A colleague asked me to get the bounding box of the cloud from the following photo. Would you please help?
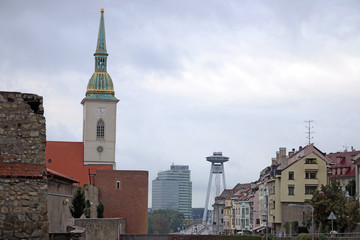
[1,0,360,207]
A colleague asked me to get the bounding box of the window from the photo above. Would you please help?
[289,171,294,180]
[116,180,120,189]
[97,119,105,139]
[272,186,275,194]
[305,172,317,179]
[288,186,294,195]
[305,185,317,194]
[305,158,317,164]
[245,207,249,215]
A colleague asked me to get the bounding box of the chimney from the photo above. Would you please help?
[288,151,294,157]
[279,147,288,167]
[271,158,277,166]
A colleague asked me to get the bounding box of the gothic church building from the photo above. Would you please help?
[45,9,148,234]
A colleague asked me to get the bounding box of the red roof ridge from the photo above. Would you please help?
[47,168,79,183]
[0,163,46,178]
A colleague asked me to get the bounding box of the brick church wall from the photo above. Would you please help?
[0,92,49,239]
[96,170,148,234]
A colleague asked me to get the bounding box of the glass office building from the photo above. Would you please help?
[152,165,192,219]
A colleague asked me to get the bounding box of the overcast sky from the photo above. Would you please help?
[1,1,360,208]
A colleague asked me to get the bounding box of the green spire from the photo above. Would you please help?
[85,9,117,101]
[96,8,107,56]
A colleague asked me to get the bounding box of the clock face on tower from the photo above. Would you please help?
[97,146,104,153]
[97,107,106,116]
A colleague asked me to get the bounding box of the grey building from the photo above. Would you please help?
[152,164,192,219]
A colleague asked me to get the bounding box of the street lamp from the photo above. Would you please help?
[288,204,314,240]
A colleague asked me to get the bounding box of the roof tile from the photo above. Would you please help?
[0,163,46,178]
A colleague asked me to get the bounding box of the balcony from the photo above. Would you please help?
[305,178,318,185]
[304,164,318,170]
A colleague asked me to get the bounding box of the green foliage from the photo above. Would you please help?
[311,180,360,233]
[84,200,91,218]
[317,235,327,240]
[266,233,276,240]
[296,233,312,240]
[97,201,104,218]
[70,187,86,218]
[169,212,185,232]
[345,179,356,197]
[285,221,298,235]
[148,209,186,234]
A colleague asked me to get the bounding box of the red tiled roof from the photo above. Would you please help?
[327,151,360,179]
[47,168,79,184]
[0,163,46,178]
[234,187,252,201]
[216,183,252,200]
[46,141,113,185]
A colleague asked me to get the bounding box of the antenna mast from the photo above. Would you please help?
[305,120,315,145]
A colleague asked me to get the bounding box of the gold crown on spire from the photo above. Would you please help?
[101,8,104,12]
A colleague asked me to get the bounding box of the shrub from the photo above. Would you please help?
[97,201,104,218]
[296,233,312,240]
[70,187,86,218]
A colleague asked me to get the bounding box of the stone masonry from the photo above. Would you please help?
[0,91,49,239]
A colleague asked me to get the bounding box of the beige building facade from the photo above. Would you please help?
[82,99,118,167]
[267,145,331,234]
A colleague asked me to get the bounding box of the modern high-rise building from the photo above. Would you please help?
[152,164,192,219]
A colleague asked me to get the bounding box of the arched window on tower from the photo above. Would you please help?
[97,119,104,139]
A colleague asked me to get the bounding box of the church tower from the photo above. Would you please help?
[81,9,118,168]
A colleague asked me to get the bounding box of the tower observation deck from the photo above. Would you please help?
[203,152,229,224]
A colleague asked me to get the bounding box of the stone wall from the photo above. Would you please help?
[48,180,100,233]
[0,178,48,238]
[0,92,45,165]
[0,91,49,239]
[84,184,99,218]
[74,218,125,240]
[120,235,263,240]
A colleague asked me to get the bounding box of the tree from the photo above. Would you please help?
[97,201,104,218]
[345,179,356,197]
[70,187,86,218]
[148,209,186,234]
[169,212,185,232]
[311,180,360,232]
[153,215,169,233]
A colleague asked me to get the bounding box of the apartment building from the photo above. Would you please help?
[267,145,331,234]
[327,149,360,193]
[214,183,251,234]
[212,144,332,235]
